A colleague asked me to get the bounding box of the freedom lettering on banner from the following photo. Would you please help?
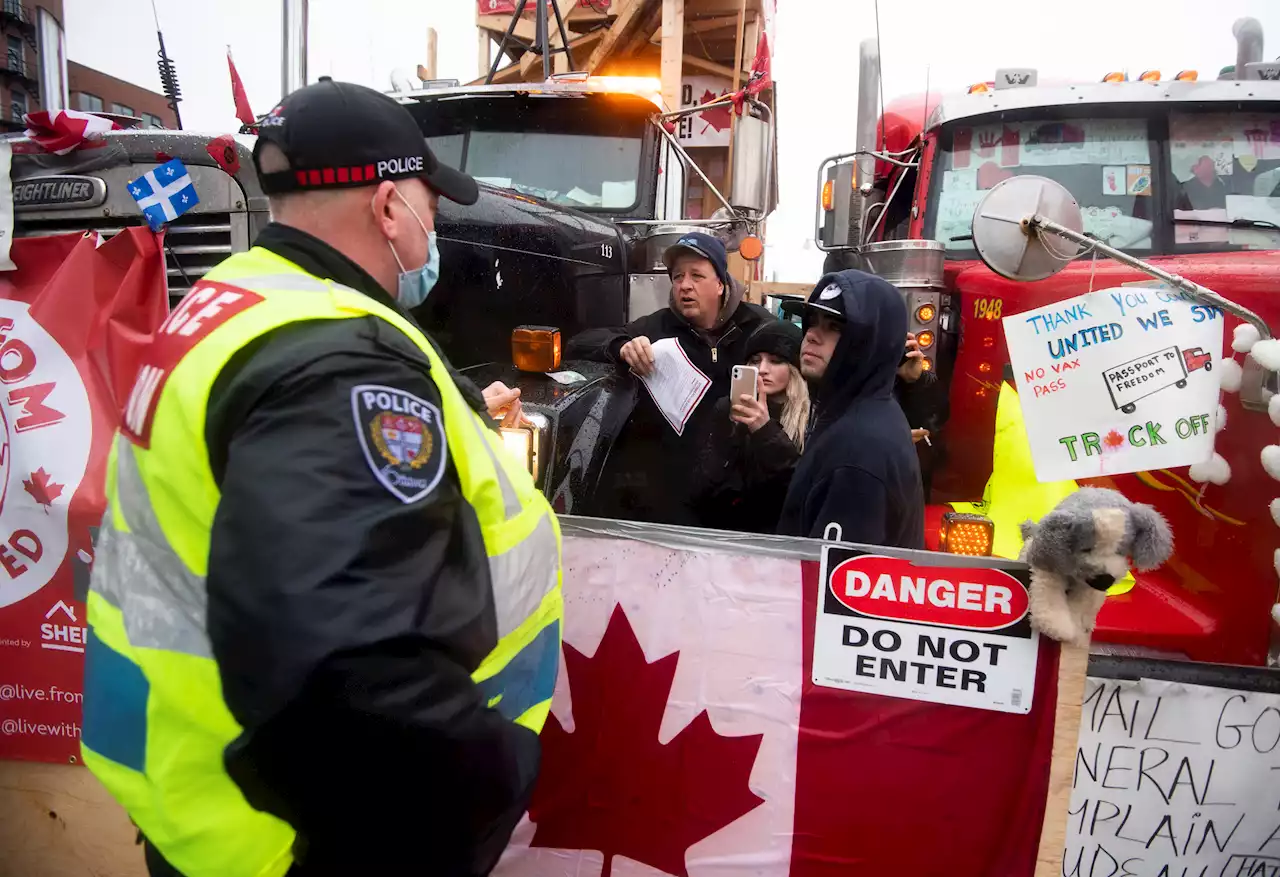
[496,528,1060,877]
[812,548,1039,713]
[1003,284,1225,482]
[1064,677,1280,877]
[0,229,168,763]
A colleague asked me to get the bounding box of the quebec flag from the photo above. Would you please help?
[127,158,199,232]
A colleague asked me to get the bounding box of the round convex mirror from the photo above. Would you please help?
[971,175,1085,282]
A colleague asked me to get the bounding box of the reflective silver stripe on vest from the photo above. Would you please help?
[488,513,559,638]
[214,273,332,293]
[468,416,522,520]
[92,435,212,659]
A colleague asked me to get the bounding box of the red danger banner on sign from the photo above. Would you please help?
[0,230,168,764]
[812,547,1040,713]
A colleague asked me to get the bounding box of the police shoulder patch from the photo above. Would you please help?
[351,384,447,504]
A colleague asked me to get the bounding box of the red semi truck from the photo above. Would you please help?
[817,22,1280,667]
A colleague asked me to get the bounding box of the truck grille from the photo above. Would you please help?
[15,213,234,300]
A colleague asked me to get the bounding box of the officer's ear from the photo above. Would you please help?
[371,181,402,242]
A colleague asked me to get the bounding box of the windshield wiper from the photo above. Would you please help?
[1175,217,1280,231]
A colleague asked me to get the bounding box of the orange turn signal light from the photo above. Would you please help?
[915,303,937,323]
[968,82,992,94]
[1175,69,1198,81]
[821,179,834,211]
[939,512,994,556]
[739,235,764,261]
[512,325,562,373]
[1138,70,1161,83]
[916,330,935,349]
[921,356,934,372]
[1102,71,1127,83]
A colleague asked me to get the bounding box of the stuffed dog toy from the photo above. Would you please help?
[1019,487,1174,646]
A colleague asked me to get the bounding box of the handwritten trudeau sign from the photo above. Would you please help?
[1064,677,1280,877]
[1003,285,1225,482]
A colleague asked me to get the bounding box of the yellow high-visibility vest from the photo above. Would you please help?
[80,246,563,877]
[952,381,1135,595]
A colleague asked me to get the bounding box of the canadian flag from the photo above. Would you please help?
[496,534,1060,877]
[22,110,121,156]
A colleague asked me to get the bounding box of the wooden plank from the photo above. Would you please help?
[753,281,815,299]
[1034,642,1091,877]
[682,53,734,79]
[477,13,538,43]
[477,28,492,80]
[660,0,685,111]
[586,0,660,71]
[622,2,665,57]
[425,28,438,81]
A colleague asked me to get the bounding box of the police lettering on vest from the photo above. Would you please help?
[377,156,425,178]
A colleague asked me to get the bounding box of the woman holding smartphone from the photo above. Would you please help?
[691,320,810,533]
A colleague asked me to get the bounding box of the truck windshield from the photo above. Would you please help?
[927,116,1156,256]
[409,92,651,213]
[925,109,1280,256]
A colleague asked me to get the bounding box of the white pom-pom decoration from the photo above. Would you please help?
[1234,323,1262,353]
[1273,603,1280,627]
[1270,395,1280,428]
[1220,358,1244,393]
[1272,498,1280,526]
[1216,404,1228,433]
[1252,338,1280,372]
[1264,445,1280,482]
[1189,453,1231,485]
[1275,548,1280,577]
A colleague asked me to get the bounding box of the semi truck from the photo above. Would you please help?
[9,72,775,518]
[815,21,1280,667]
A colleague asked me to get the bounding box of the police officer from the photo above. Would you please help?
[80,80,563,877]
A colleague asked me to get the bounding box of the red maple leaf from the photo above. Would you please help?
[1103,429,1126,449]
[698,89,733,134]
[23,467,62,509]
[528,605,764,877]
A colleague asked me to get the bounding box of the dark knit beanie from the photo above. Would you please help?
[744,320,802,369]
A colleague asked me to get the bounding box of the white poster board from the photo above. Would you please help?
[675,75,733,148]
[1003,285,1225,482]
[811,547,1038,714]
[1064,677,1280,876]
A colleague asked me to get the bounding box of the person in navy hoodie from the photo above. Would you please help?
[776,270,925,548]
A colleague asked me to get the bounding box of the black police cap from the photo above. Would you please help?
[253,78,478,205]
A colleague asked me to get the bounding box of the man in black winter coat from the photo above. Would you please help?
[567,233,772,525]
[776,270,925,548]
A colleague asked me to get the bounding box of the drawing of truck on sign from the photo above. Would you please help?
[1103,346,1214,413]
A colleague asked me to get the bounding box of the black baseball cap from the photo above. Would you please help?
[662,232,730,288]
[802,278,847,321]
[253,78,478,205]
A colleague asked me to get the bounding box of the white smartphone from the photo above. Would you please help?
[730,365,759,409]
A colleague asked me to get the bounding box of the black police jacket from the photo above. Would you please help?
[181,224,539,877]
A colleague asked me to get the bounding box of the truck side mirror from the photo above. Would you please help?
[729,104,774,216]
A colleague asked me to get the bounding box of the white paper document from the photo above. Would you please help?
[636,337,711,436]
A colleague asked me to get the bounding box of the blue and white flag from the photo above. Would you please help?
[127,158,199,232]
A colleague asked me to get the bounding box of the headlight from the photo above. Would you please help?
[499,412,547,481]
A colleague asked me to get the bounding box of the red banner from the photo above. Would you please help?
[0,229,169,764]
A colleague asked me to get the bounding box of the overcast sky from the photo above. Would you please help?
[64,0,1280,281]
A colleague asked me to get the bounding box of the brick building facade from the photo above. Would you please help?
[0,0,61,128]
[0,0,175,132]
[68,62,176,129]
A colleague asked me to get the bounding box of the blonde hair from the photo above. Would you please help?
[778,363,811,452]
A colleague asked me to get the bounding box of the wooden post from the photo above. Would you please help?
[477,29,491,81]
[1034,642,1091,876]
[725,0,747,197]
[660,0,684,112]
[425,27,438,82]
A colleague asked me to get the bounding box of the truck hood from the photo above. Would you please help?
[416,183,628,368]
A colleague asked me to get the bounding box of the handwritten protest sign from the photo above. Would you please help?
[1063,677,1280,876]
[1003,285,1225,482]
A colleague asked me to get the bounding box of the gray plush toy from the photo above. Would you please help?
[1018,487,1174,646]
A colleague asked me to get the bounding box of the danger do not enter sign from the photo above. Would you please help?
[812,549,1040,714]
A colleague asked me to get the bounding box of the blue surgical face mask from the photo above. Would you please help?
[382,188,440,309]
